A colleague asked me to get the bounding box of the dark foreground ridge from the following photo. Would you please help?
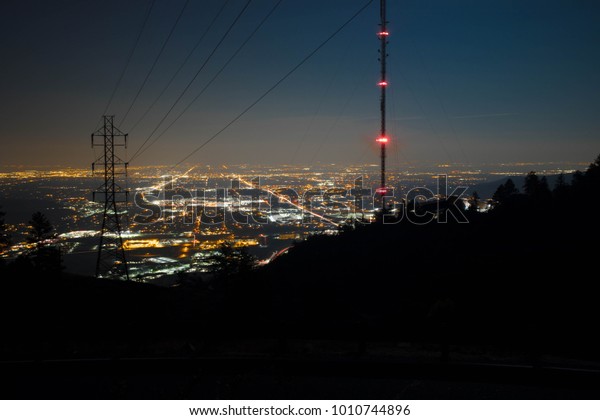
[1,155,600,398]
[4,355,600,399]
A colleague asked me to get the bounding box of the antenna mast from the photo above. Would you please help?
[376,0,389,196]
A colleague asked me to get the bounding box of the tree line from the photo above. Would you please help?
[492,154,600,207]
[0,210,62,276]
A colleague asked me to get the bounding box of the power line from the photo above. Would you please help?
[97,0,156,128]
[129,0,254,162]
[128,0,232,133]
[119,0,191,127]
[169,0,375,169]
[131,0,282,163]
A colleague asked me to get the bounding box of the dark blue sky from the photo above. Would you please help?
[1,0,599,168]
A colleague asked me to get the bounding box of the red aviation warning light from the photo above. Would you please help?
[377,0,389,202]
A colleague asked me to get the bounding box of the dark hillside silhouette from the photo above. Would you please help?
[1,154,600,397]
[219,154,600,353]
[2,155,600,351]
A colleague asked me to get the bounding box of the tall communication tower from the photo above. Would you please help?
[376,0,389,196]
[91,116,130,280]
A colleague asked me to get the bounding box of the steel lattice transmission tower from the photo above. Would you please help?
[376,0,389,196]
[91,116,130,280]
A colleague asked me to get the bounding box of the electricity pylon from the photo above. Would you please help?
[92,115,130,280]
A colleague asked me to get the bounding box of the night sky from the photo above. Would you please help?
[1,0,599,169]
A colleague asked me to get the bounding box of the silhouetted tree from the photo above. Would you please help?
[492,178,519,203]
[209,242,256,277]
[504,178,519,196]
[0,207,7,271]
[25,212,62,276]
[588,154,600,172]
[0,206,10,251]
[492,184,505,203]
[585,154,600,193]
[523,171,540,197]
[523,171,551,203]
[553,173,570,202]
[27,211,54,246]
[572,170,585,187]
[539,176,552,202]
